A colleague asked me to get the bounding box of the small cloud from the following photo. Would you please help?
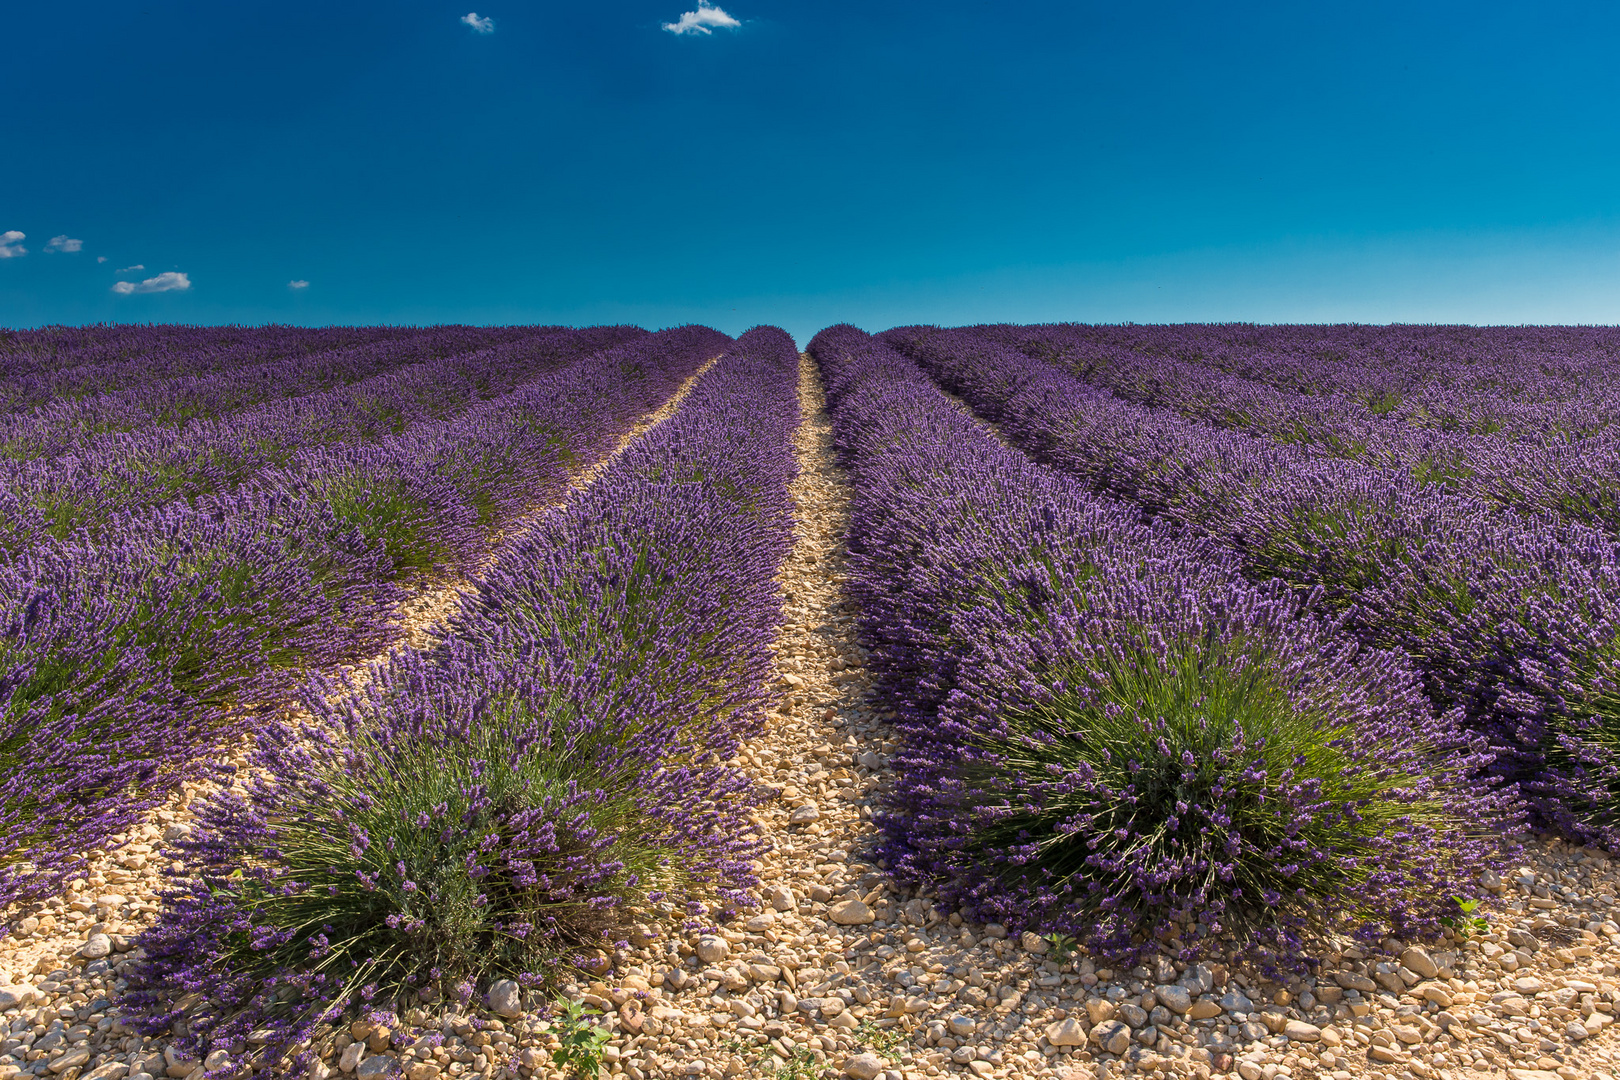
[461,12,494,33]
[0,231,25,258]
[288,279,310,290]
[112,271,191,295]
[97,255,108,263]
[44,235,83,253]
[663,0,740,34]
[116,264,145,274]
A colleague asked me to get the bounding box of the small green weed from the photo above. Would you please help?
[550,997,613,1079]
[764,1044,823,1080]
[1439,896,1489,940]
[1043,931,1080,964]
[855,1017,908,1062]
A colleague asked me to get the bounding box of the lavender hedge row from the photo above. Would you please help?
[969,323,1620,537]
[881,325,1620,848]
[0,327,725,935]
[0,326,648,558]
[120,327,802,1075]
[0,324,618,461]
[0,325,425,409]
[809,324,1513,967]
[999,323,1620,431]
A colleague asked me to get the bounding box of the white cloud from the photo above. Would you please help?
[44,235,83,253]
[461,12,494,33]
[663,0,740,34]
[115,264,145,274]
[97,255,108,263]
[111,271,191,295]
[0,231,25,258]
[288,279,310,290]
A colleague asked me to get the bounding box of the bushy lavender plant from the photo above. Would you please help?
[120,328,801,1074]
[810,324,1516,965]
[881,324,1620,848]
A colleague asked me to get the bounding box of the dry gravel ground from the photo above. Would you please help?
[6,356,1620,1080]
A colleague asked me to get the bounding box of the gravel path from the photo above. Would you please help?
[6,355,1620,1080]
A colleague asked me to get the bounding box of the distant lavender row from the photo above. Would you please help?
[0,326,727,933]
[0,326,645,556]
[810,324,1512,965]
[0,324,617,459]
[122,327,802,1071]
[964,323,1620,536]
[882,325,1620,847]
[0,325,424,408]
[0,324,382,374]
[1001,322,1620,438]
[1015,323,1620,416]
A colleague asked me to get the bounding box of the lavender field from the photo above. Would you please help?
[2,321,1620,1080]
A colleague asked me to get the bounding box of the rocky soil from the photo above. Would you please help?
[5,356,1620,1080]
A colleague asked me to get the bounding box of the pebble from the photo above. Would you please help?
[695,935,731,963]
[827,899,875,925]
[841,1052,884,1079]
[485,978,522,1018]
[1046,1017,1086,1046]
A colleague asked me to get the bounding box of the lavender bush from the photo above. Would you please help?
[119,328,801,1074]
[810,324,1516,965]
[881,324,1620,847]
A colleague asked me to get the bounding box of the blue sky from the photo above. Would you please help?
[5,1,1620,339]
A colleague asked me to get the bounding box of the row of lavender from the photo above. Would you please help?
[0,326,724,934]
[976,323,1620,535]
[120,326,802,1075]
[809,324,1513,965]
[1021,323,1620,429]
[0,325,645,552]
[0,325,599,460]
[0,325,440,410]
[878,325,1620,850]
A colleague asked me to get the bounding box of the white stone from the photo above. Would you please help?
[695,936,731,963]
[1400,946,1440,980]
[828,900,875,925]
[486,978,523,1018]
[338,1042,365,1073]
[1153,984,1192,1014]
[1046,1018,1086,1047]
[355,1055,396,1079]
[770,886,796,911]
[842,1053,884,1079]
